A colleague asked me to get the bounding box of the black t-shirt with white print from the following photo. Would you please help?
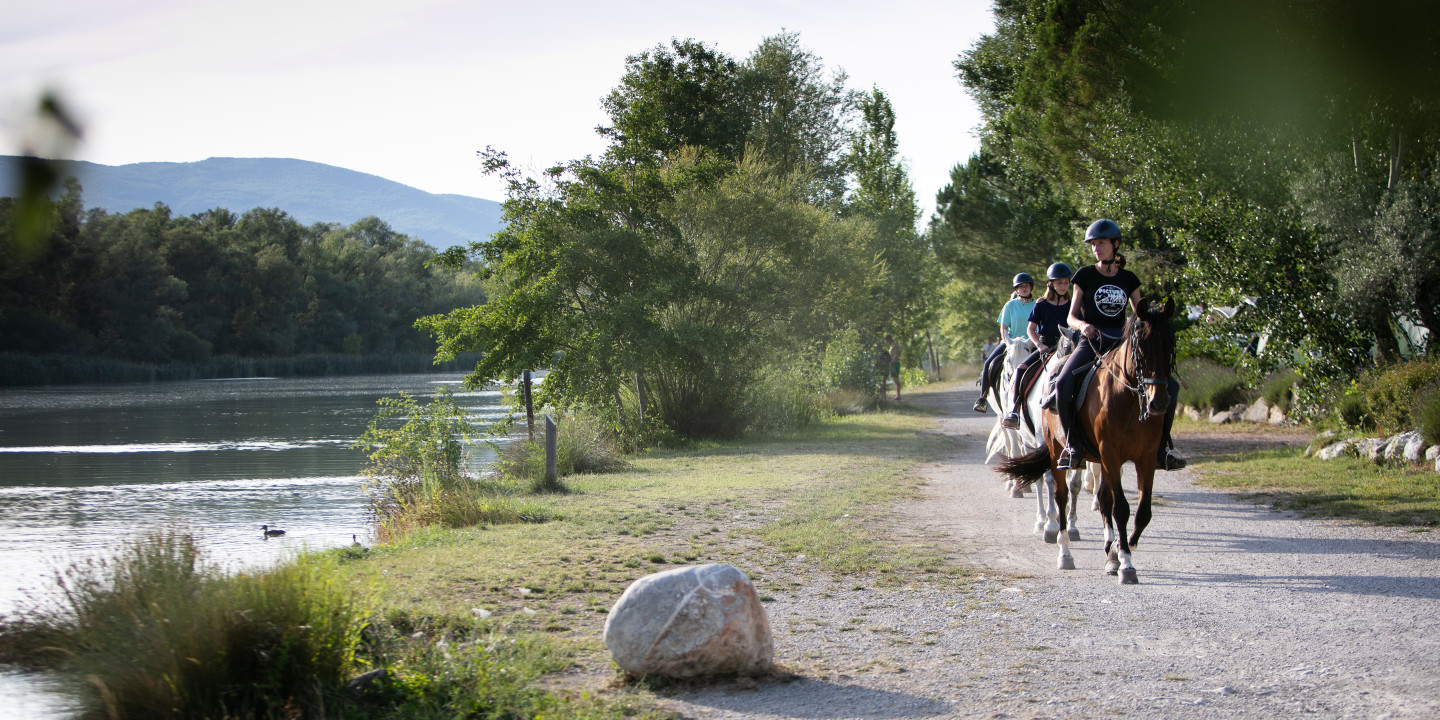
[1072,265,1141,331]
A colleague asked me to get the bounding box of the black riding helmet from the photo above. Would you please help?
[1085,219,1121,243]
[1046,262,1073,281]
[1012,272,1034,288]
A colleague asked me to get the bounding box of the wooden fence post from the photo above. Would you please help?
[523,370,535,440]
[544,414,558,486]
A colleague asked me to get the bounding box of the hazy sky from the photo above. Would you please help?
[2,0,994,219]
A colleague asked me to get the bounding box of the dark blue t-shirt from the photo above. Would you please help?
[1027,299,1070,344]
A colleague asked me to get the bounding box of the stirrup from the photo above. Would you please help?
[1161,451,1188,471]
[973,398,988,413]
[1056,447,1078,470]
[1001,412,1020,429]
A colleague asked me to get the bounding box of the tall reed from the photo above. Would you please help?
[4,531,365,719]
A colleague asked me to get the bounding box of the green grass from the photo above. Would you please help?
[1,387,976,718]
[1190,447,1440,526]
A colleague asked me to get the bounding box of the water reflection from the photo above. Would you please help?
[0,373,512,611]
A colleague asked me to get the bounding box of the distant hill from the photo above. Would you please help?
[0,156,504,250]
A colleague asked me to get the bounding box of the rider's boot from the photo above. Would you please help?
[1157,378,1187,470]
[1055,384,1078,469]
[1002,365,1025,429]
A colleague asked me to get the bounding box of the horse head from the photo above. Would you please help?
[1128,298,1177,420]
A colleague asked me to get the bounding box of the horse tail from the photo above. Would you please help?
[995,446,1051,491]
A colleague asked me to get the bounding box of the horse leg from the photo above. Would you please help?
[1040,469,1060,542]
[1066,466,1083,541]
[1108,477,1138,585]
[1129,464,1156,549]
[1086,462,1101,511]
[1053,466,1074,570]
[1097,480,1121,575]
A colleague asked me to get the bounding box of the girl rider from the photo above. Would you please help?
[1054,220,1186,471]
[1001,262,1072,429]
[975,273,1036,413]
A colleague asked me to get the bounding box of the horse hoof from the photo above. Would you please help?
[1010,489,1025,498]
[1067,528,1081,541]
[1104,560,1120,575]
[1058,556,1075,570]
[1043,530,1058,544]
[1120,568,1139,585]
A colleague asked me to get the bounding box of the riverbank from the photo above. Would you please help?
[13,381,1439,718]
[0,351,484,387]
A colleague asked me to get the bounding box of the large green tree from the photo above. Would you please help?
[952,0,1440,399]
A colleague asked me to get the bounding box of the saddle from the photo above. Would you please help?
[1040,328,1113,462]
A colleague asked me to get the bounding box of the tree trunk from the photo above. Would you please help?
[1388,128,1406,191]
[1372,308,1403,363]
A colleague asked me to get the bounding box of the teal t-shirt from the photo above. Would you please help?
[997,297,1036,340]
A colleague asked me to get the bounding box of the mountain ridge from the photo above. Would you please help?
[0,155,504,249]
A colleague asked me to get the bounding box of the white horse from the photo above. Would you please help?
[984,340,1099,542]
[984,338,1031,498]
[1011,347,1101,542]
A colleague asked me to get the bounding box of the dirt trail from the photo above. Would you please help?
[662,387,1440,719]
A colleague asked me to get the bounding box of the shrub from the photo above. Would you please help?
[820,329,880,395]
[1417,382,1440,446]
[900,366,930,388]
[1364,358,1440,433]
[744,363,824,434]
[4,532,364,719]
[356,389,549,535]
[496,405,626,491]
[1176,358,1247,411]
[818,388,877,416]
[1258,368,1300,413]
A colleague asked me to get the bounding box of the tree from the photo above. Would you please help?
[742,32,857,205]
[844,87,935,364]
[953,0,1440,402]
[599,39,750,164]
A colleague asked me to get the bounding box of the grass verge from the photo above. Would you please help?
[3,389,966,717]
[1189,447,1440,527]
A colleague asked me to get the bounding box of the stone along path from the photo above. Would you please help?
[660,387,1440,720]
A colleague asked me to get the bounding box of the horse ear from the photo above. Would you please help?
[1163,297,1176,318]
[1136,296,1151,317]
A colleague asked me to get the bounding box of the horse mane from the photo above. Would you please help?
[1122,303,1176,377]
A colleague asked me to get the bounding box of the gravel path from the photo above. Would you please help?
[661,387,1440,719]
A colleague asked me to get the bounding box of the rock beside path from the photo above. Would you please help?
[604,563,772,679]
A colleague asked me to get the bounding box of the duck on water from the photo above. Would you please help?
[261,525,286,537]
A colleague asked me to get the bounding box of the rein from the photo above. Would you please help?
[1100,319,1167,423]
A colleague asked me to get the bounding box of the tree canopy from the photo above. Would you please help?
[946,0,1440,401]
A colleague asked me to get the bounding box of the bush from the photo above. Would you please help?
[744,363,824,434]
[900,366,930,389]
[357,389,550,536]
[1176,358,1247,411]
[1258,368,1300,413]
[1418,382,1440,446]
[820,329,880,395]
[818,388,877,416]
[496,405,626,491]
[1364,358,1440,433]
[2,531,365,719]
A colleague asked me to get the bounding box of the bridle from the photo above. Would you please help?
[1104,316,1169,423]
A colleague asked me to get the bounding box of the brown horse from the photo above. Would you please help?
[996,298,1177,584]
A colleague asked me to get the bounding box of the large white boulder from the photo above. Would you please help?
[1357,438,1387,463]
[1383,432,1420,462]
[1403,433,1427,464]
[603,563,772,679]
[1268,405,1287,425]
[1241,398,1271,423]
[1316,440,1354,460]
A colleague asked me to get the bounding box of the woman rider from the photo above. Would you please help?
[1001,262,1072,429]
[974,273,1036,413]
[1055,220,1186,471]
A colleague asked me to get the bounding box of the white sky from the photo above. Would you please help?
[1,0,994,220]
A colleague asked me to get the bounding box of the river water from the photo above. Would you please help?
[0,373,513,717]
